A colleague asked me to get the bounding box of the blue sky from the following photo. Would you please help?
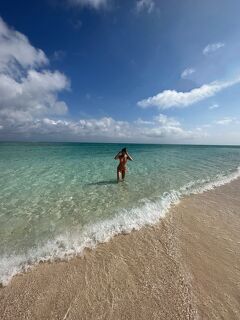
[0,0,240,144]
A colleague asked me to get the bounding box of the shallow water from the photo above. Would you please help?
[0,142,240,284]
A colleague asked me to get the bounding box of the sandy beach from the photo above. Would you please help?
[0,178,240,320]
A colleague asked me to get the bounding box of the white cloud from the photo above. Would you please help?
[209,104,219,110]
[137,77,240,110]
[0,17,48,76]
[67,0,109,9]
[134,118,154,125]
[198,117,238,129]
[144,114,195,139]
[142,113,202,140]
[203,42,225,55]
[136,0,155,14]
[181,68,195,79]
[133,114,190,140]
[154,114,180,127]
[38,117,130,138]
[0,70,69,118]
[0,17,70,132]
[0,110,205,142]
[215,117,237,125]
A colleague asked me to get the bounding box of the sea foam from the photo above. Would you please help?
[0,166,240,286]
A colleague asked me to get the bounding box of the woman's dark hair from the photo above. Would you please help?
[121,147,127,153]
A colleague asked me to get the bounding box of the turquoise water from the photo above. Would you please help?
[0,142,240,284]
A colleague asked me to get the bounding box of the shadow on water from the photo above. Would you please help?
[86,179,118,186]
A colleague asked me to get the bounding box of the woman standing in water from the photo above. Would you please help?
[114,148,133,182]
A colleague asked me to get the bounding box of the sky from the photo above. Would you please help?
[0,0,240,144]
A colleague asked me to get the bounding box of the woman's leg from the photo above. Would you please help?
[117,169,121,182]
[122,169,125,180]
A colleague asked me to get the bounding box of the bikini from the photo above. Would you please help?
[117,155,127,172]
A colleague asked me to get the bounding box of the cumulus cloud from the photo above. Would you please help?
[0,111,205,142]
[0,17,70,133]
[154,114,180,127]
[0,17,48,76]
[67,0,109,9]
[181,68,195,79]
[136,0,155,13]
[137,77,240,110]
[203,42,225,55]
[6,117,128,138]
[0,70,69,119]
[44,117,130,138]
[142,113,204,139]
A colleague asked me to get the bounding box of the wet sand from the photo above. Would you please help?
[0,179,240,320]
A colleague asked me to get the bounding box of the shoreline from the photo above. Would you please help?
[1,178,240,319]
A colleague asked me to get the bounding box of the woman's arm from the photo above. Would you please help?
[126,152,133,161]
[114,151,122,160]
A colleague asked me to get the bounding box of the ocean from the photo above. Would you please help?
[0,142,240,285]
